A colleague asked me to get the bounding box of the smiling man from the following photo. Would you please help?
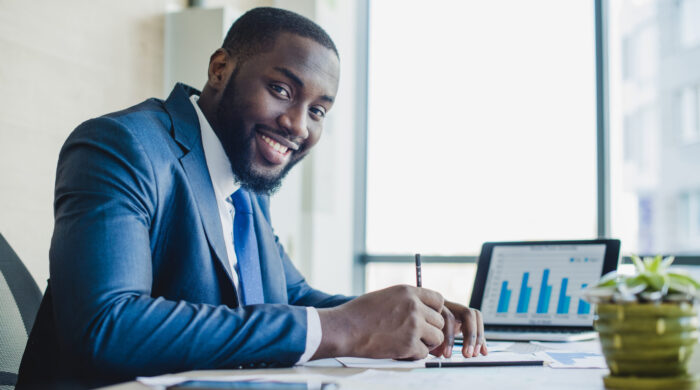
[17,7,485,388]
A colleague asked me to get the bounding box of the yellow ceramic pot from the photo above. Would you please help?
[595,302,699,389]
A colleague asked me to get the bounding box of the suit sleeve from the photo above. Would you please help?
[50,117,308,380]
[255,196,355,308]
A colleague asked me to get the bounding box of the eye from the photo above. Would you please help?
[269,84,290,99]
[309,106,326,120]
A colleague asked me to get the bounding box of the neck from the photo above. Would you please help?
[196,88,220,131]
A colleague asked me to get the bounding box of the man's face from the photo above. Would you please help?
[213,33,340,194]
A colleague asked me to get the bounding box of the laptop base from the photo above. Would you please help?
[483,330,598,342]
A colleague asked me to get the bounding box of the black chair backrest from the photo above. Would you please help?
[0,233,42,389]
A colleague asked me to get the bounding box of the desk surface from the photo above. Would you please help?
[102,342,700,390]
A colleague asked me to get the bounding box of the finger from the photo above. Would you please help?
[442,307,456,357]
[461,308,478,358]
[420,319,445,351]
[399,339,430,361]
[419,301,445,330]
[429,307,455,358]
[475,309,487,356]
[412,341,430,360]
[415,287,445,312]
[472,309,485,356]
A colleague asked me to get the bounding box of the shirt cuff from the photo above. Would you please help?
[296,307,322,364]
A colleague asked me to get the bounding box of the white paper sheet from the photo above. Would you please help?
[336,351,541,369]
[533,350,607,369]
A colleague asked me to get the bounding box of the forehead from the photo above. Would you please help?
[241,33,340,98]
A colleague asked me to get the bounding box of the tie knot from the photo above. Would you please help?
[231,189,253,214]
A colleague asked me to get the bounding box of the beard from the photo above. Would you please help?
[213,70,302,195]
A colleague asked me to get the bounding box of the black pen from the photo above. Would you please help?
[415,253,422,287]
[425,360,545,368]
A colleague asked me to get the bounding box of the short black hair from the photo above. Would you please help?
[222,7,338,62]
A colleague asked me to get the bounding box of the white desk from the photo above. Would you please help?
[101,341,700,390]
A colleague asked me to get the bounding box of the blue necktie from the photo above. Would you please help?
[231,189,264,305]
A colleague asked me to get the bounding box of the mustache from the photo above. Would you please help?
[255,125,304,151]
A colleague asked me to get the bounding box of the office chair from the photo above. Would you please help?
[0,233,42,390]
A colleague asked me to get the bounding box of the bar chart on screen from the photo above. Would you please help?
[483,244,606,326]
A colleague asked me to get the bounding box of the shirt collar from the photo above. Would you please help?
[189,95,239,201]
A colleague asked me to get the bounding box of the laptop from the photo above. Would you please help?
[467,239,620,342]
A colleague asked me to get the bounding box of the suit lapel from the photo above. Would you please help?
[164,84,235,285]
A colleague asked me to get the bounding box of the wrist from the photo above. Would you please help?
[311,307,352,359]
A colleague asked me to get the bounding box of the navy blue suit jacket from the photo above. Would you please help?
[17,84,351,388]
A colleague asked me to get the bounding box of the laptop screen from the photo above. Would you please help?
[478,243,608,327]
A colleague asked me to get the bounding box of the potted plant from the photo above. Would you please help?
[583,255,700,390]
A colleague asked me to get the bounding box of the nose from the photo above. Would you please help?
[277,105,309,141]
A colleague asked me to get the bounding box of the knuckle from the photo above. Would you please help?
[407,315,420,334]
[437,314,445,329]
[406,297,418,312]
[397,284,413,295]
[436,330,445,345]
[433,291,445,307]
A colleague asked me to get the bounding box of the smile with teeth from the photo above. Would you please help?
[261,134,290,155]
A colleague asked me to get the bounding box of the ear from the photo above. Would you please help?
[206,48,236,92]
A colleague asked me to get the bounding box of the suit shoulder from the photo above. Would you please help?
[102,98,172,137]
[65,97,178,159]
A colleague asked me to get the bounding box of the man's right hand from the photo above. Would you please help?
[312,285,446,360]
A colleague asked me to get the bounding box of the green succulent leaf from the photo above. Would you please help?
[668,272,700,289]
[623,275,648,294]
[592,253,700,302]
[646,255,663,272]
[631,254,645,274]
[659,256,675,270]
[641,271,668,291]
[596,271,619,287]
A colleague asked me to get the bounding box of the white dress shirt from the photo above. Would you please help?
[189,95,321,364]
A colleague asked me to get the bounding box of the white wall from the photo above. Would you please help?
[0,0,361,296]
[0,0,185,289]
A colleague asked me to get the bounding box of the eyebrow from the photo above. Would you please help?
[274,66,335,104]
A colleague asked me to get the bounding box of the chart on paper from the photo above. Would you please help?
[482,244,606,326]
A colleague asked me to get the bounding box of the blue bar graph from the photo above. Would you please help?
[516,272,531,313]
[577,283,590,314]
[556,278,570,314]
[497,281,511,313]
[537,269,552,313]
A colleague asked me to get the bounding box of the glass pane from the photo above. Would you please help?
[365,262,476,304]
[367,0,597,255]
[609,0,700,255]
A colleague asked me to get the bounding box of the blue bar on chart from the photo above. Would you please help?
[537,269,552,314]
[497,281,511,313]
[577,283,590,314]
[556,278,570,314]
[517,272,531,313]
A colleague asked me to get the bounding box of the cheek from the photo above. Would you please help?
[238,91,283,123]
[306,126,323,148]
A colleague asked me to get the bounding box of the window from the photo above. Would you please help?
[679,85,700,144]
[359,0,700,298]
[609,0,700,255]
[365,0,597,298]
[679,0,700,48]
